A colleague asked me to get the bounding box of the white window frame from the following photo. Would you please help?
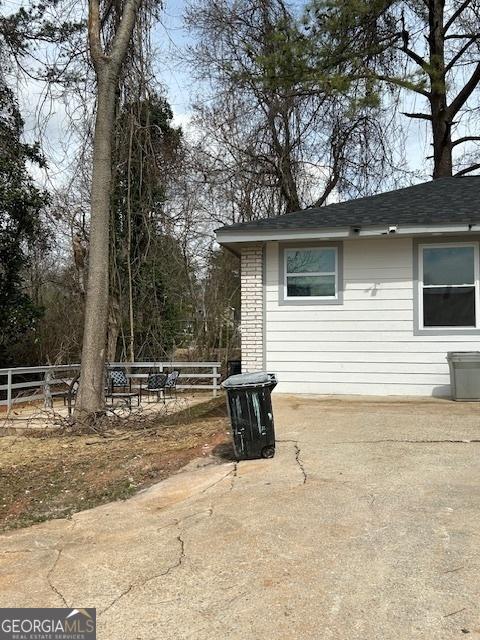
[284,246,339,301]
[418,241,480,331]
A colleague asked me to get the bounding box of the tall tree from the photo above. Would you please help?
[109,93,185,362]
[0,0,85,367]
[75,0,144,418]
[0,81,49,366]
[186,0,398,221]
[302,0,480,178]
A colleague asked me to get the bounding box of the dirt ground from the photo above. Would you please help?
[0,397,230,532]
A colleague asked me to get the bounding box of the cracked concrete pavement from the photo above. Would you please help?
[2,394,480,639]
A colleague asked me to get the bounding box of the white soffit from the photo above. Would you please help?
[216,223,480,245]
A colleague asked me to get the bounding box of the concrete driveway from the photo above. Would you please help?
[2,395,480,639]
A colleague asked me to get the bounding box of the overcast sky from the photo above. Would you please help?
[154,0,192,122]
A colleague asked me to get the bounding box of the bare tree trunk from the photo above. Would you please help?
[265,102,300,212]
[75,0,142,418]
[75,78,116,415]
[431,97,452,178]
[259,0,300,213]
[428,0,452,178]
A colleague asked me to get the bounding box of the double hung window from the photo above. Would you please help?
[284,247,338,300]
[418,243,479,329]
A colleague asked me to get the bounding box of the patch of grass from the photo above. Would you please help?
[162,396,228,425]
[0,397,229,532]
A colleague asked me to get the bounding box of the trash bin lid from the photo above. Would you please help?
[447,351,480,361]
[222,371,275,388]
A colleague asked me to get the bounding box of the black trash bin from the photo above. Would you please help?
[222,372,277,460]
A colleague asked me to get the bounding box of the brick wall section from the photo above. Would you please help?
[240,245,264,372]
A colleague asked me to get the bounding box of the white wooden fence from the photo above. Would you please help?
[0,362,222,410]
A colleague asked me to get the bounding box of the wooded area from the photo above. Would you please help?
[1,0,479,418]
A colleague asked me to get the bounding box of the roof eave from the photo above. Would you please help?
[216,222,480,246]
[216,226,351,245]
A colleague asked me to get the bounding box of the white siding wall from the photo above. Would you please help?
[265,237,480,396]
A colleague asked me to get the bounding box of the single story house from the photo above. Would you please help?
[216,177,480,397]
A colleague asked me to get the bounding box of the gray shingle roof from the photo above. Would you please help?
[216,177,480,233]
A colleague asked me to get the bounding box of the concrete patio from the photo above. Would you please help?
[1,394,480,639]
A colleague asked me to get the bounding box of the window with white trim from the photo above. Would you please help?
[418,243,479,329]
[284,247,338,299]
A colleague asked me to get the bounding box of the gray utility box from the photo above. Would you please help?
[447,352,480,401]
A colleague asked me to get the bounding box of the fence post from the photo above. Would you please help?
[7,369,12,411]
[212,365,218,397]
[43,370,53,409]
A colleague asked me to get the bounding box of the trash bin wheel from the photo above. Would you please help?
[261,445,275,459]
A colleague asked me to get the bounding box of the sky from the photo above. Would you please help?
[153,0,193,124]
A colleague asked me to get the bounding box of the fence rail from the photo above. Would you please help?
[0,362,222,410]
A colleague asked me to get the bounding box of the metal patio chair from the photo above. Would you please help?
[164,370,180,400]
[44,370,75,408]
[66,373,80,416]
[141,372,168,403]
[105,369,140,407]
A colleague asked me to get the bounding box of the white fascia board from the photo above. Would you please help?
[395,223,480,235]
[353,224,477,237]
[216,227,352,244]
[216,222,480,244]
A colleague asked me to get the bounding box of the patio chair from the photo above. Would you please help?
[67,373,80,416]
[46,383,69,407]
[45,370,77,408]
[141,372,168,404]
[105,369,140,407]
[164,370,180,400]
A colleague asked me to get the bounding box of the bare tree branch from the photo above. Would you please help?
[110,0,143,71]
[448,61,480,118]
[445,36,477,73]
[401,111,432,120]
[444,0,472,33]
[452,136,480,147]
[88,0,104,68]
[455,163,480,176]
